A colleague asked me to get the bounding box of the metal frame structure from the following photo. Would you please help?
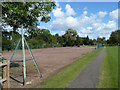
[97,43,103,49]
[10,25,42,85]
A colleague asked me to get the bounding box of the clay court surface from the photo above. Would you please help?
[2,47,94,88]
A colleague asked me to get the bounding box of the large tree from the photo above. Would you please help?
[83,35,89,45]
[1,1,56,50]
[109,30,120,45]
[2,1,56,32]
[75,35,83,46]
[64,28,77,46]
[97,37,106,44]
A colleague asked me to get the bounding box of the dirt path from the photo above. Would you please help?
[67,47,105,88]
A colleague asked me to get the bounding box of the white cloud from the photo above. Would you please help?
[109,9,118,20]
[52,8,65,18]
[49,18,67,31]
[98,11,107,18]
[78,33,87,37]
[83,11,87,15]
[37,25,47,29]
[65,4,76,16]
[96,21,116,31]
[80,28,93,34]
[49,14,94,31]
[66,16,79,28]
[56,2,60,7]
[87,27,92,30]
[92,20,117,39]
[59,31,65,35]
[52,4,76,18]
[50,9,97,31]
[55,0,60,7]
[105,20,117,29]
[51,32,56,35]
[50,4,117,39]
[77,20,117,39]
[78,15,90,26]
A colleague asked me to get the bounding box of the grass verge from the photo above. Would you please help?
[98,46,118,88]
[38,47,103,88]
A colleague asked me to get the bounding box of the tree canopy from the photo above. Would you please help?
[63,28,77,46]
[3,28,120,51]
[108,30,120,45]
[2,2,56,32]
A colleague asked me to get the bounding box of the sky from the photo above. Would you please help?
[3,1,119,40]
[38,2,119,40]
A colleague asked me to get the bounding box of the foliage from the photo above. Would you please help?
[2,28,107,51]
[2,2,56,32]
[108,30,120,45]
[2,36,11,51]
[3,28,119,51]
[2,30,21,50]
[63,28,77,46]
[75,35,83,47]
[97,37,106,44]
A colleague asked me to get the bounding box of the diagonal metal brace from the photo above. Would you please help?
[24,38,42,78]
[10,38,21,63]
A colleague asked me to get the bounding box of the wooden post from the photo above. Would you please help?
[6,60,10,88]
[2,61,7,88]
[2,60,10,88]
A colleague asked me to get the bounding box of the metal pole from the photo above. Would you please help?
[10,38,21,63]
[21,24,26,85]
[24,38,42,77]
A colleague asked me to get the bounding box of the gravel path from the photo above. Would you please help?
[67,47,105,88]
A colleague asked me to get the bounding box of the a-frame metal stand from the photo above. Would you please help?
[10,25,42,85]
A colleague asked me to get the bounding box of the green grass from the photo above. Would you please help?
[38,47,103,88]
[98,46,118,88]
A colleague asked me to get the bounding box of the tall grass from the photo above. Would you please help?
[98,46,118,88]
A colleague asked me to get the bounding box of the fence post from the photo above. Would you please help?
[2,60,10,88]
[2,60,7,88]
[6,60,10,88]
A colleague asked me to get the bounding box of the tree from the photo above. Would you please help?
[2,31,12,50]
[83,35,89,45]
[102,37,106,44]
[93,39,97,45]
[52,34,59,47]
[58,35,65,47]
[64,28,77,46]
[109,30,120,45]
[89,39,94,45]
[28,28,53,48]
[2,1,56,50]
[96,37,107,45]
[2,2,56,32]
[97,37,103,43]
[75,35,83,46]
